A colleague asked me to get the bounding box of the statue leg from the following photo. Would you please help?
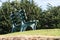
[20,25,25,32]
[23,25,27,31]
[33,23,36,30]
[11,24,15,32]
[30,23,36,30]
[33,22,37,30]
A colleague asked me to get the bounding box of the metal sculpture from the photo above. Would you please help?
[10,12,16,32]
[10,8,38,32]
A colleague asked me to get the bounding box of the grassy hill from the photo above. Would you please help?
[0,29,60,37]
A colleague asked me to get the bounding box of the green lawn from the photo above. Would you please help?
[0,29,60,37]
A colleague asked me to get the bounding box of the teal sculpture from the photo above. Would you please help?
[10,8,38,32]
[10,12,16,32]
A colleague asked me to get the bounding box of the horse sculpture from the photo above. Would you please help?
[10,8,38,32]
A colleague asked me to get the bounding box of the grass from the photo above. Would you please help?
[0,29,60,37]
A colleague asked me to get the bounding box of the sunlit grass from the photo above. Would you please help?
[0,29,60,37]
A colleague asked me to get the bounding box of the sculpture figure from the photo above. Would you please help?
[10,8,38,32]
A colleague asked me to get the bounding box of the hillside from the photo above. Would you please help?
[0,29,60,37]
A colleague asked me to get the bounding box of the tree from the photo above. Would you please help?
[0,0,42,34]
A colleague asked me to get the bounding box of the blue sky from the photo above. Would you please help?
[0,0,60,10]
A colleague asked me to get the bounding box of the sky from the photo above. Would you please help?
[0,0,60,10]
[34,0,60,10]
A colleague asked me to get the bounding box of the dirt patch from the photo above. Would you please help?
[0,35,60,40]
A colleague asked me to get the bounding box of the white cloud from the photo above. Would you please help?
[34,0,60,10]
[0,2,2,6]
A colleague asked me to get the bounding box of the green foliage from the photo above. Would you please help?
[0,0,41,34]
[39,5,60,29]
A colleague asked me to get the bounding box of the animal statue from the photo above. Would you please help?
[10,8,38,32]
